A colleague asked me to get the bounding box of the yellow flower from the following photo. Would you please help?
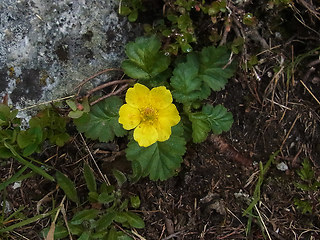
[119,83,180,147]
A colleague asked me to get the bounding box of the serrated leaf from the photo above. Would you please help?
[84,164,97,192]
[126,124,186,180]
[297,158,314,181]
[74,96,126,142]
[55,171,79,204]
[189,112,211,143]
[199,46,236,91]
[202,104,233,134]
[171,53,210,103]
[121,212,145,229]
[71,209,99,225]
[121,36,170,79]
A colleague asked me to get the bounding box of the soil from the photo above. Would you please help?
[1,1,320,240]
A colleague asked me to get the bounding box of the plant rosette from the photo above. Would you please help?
[74,35,236,181]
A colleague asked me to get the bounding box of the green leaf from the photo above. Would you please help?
[55,171,79,204]
[41,224,69,240]
[84,164,97,192]
[95,211,116,232]
[189,112,211,143]
[122,212,145,229]
[98,192,115,204]
[78,231,91,240]
[119,6,131,16]
[119,199,129,212]
[0,146,13,159]
[71,209,99,225]
[50,132,70,147]
[4,142,55,182]
[0,104,18,127]
[126,124,186,180]
[199,46,236,91]
[294,199,312,214]
[130,196,140,209]
[202,104,233,134]
[69,223,85,236]
[68,110,84,119]
[171,53,210,103]
[128,160,143,183]
[297,158,314,181]
[107,228,119,240]
[121,36,170,79]
[17,126,43,156]
[74,96,126,142]
[66,99,77,111]
[112,169,127,187]
[128,9,138,22]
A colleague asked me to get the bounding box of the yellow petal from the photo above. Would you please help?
[134,123,158,147]
[118,104,141,130]
[154,121,172,142]
[158,104,180,127]
[149,86,173,110]
[126,83,150,108]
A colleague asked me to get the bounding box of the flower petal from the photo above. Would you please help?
[118,104,141,130]
[154,121,172,142]
[158,104,180,127]
[126,83,150,108]
[149,86,173,109]
[134,123,158,147]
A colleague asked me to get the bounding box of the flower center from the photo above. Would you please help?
[140,107,158,123]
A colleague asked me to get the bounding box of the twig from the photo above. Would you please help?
[90,84,129,106]
[300,80,320,105]
[86,79,134,98]
[75,68,123,95]
[265,98,292,110]
[280,114,301,152]
[19,95,76,111]
[45,196,67,240]
[255,205,272,240]
[79,133,110,185]
[161,231,183,240]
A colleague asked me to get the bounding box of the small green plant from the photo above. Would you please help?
[294,158,320,214]
[74,35,236,181]
[142,0,231,54]
[43,164,144,239]
[243,151,279,237]
[0,104,65,182]
[119,0,145,22]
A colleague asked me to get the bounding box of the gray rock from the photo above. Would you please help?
[0,0,141,117]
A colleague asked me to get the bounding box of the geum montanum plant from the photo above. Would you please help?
[73,35,236,181]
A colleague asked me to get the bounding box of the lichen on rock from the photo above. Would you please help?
[0,0,141,117]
